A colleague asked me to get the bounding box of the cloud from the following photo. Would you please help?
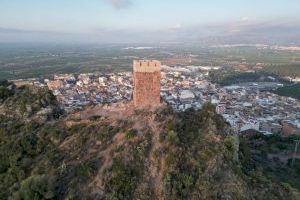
[241,17,249,22]
[104,0,132,9]
[169,23,183,31]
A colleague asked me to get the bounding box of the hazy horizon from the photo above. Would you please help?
[1,0,300,44]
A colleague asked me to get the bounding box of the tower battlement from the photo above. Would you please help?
[133,60,161,73]
[133,60,161,107]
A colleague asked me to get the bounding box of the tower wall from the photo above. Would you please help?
[133,60,161,107]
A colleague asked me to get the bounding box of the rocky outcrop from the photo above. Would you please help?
[0,85,63,123]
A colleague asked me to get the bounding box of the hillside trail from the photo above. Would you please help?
[66,102,167,198]
[147,114,164,199]
[89,132,125,196]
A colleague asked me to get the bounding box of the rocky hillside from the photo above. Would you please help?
[0,81,63,123]
[0,85,298,200]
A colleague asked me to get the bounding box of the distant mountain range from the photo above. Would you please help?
[1,20,300,45]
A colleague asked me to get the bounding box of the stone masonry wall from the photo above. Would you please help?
[133,60,161,107]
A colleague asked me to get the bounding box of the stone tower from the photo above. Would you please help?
[133,60,161,107]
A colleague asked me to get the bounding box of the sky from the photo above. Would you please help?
[0,0,300,43]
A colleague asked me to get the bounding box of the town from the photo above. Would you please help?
[12,65,300,137]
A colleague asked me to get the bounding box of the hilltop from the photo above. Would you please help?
[0,85,299,200]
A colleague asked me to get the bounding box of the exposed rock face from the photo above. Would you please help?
[0,85,63,123]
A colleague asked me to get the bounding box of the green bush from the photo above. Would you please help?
[97,125,119,142]
[224,136,235,153]
[105,159,138,200]
[12,175,56,200]
[166,131,179,145]
[0,86,14,100]
[125,129,137,139]
[75,159,99,180]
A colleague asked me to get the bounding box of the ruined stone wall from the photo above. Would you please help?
[133,60,161,107]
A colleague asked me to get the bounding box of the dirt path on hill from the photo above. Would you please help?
[147,115,164,199]
[89,132,125,196]
[66,102,167,198]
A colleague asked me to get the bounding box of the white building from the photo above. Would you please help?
[179,90,195,101]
